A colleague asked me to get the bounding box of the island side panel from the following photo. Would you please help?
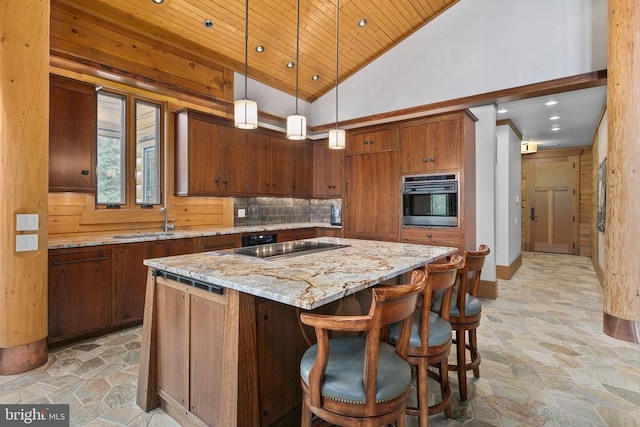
[137,269,159,411]
[237,292,261,427]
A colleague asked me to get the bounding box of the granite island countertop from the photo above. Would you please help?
[143,237,456,310]
[47,222,339,249]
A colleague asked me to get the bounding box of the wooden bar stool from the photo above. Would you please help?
[447,245,490,401]
[388,254,464,427]
[299,269,426,427]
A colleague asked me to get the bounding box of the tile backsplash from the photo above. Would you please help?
[234,197,341,226]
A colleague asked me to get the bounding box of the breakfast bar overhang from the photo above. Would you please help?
[136,237,455,426]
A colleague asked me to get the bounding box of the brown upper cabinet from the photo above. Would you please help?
[313,140,342,198]
[246,132,291,196]
[290,141,313,197]
[49,75,97,192]
[345,126,398,155]
[400,113,462,174]
[175,109,248,196]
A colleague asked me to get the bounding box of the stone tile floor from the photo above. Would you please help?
[1,252,638,426]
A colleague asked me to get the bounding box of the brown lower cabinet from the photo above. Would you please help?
[48,249,112,343]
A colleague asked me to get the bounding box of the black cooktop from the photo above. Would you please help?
[231,241,349,260]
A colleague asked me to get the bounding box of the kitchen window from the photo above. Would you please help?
[96,90,163,207]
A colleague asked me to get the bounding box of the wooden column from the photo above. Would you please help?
[0,0,49,373]
[604,0,640,343]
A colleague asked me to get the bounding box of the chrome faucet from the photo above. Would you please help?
[160,207,176,233]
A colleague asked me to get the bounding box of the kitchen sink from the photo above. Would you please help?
[111,231,177,239]
[231,241,349,260]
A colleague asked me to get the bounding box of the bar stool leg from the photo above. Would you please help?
[456,328,468,401]
[470,329,480,378]
[417,359,429,427]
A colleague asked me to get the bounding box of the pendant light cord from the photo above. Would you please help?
[295,0,300,114]
[243,0,249,100]
[334,0,339,129]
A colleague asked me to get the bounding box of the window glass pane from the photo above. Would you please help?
[136,100,161,205]
[97,92,126,205]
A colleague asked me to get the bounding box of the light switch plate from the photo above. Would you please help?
[16,214,39,231]
[16,234,38,252]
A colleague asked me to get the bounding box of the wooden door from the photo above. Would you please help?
[269,136,291,195]
[343,151,400,241]
[220,126,248,194]
[426,117,461,171]
[290,140,312,197]
[188,116,224,194]
[529,156,578,254]
[49,75,97,192]
[48,249,112,342]
[313,141,342,198]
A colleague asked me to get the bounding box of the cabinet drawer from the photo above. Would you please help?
[401,227,460,246]
[277,228,316,242]
[195,234,241,252]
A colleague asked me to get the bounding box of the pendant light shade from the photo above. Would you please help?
[234,99,258,129]
[286,0,307,140]
[328,0,345,149]
[287,114,307,140]
[234,0,258,129]
[328,128,345,149]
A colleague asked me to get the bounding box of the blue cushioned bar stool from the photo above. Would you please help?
[447,245,490,401]
[388,254,464,427]
[299,269,426,427]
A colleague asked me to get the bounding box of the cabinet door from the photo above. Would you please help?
[49,75,96,192]
[48,249,112,342]
[400,117,461,173]
[269,136,291,195]
[345,127,397,155]
[343,151,400,241]
[290,141,313,197]
[426,118,461,171]
[277,228,316,242]
[188,117,226,194]
[114,242,168,323]
[313,141,342,198]
[219,126,248,194]
[246,132,271,194]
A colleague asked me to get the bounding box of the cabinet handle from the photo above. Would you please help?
[363,140,369,145]
[51,256,108,266]
[430,157,436,162]
[422,158,428,163]
[426,234,432,238]
[214,178,220,184]
[223,180,228,184]
[81,170,90,175]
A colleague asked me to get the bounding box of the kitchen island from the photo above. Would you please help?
[136,237,455,426]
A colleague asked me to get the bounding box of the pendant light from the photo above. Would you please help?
[286,0,307,140]
[328,0,345,149]
[234,0,258,129]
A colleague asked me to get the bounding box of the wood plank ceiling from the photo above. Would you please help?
[53,0,458,102]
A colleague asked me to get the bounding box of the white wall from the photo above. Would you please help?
[470,105,497,282]
[495,125,522,268]
[311,0,607,126]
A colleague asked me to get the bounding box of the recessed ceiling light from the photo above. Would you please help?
[256,45,264,53]
[497,109,508,114]
[549,116,560,120]
[202,19,214,29]
[358,18,368,27]
[312,75,319,81]
[545,101,558,106]
[152,0,164,4]
[286,62,295,68]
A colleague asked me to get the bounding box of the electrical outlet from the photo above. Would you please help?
[238,209,246,218]
[16,234,38,252]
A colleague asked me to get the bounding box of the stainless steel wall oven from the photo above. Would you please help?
[402,173,459,227]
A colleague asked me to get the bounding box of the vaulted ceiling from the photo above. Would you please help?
[55,0,458,103]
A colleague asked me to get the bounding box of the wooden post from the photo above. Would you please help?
[604,0,640,343]
[0,0,50,373]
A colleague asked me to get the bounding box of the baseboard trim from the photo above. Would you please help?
[496,254,523,280]
[478,279,497,299]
